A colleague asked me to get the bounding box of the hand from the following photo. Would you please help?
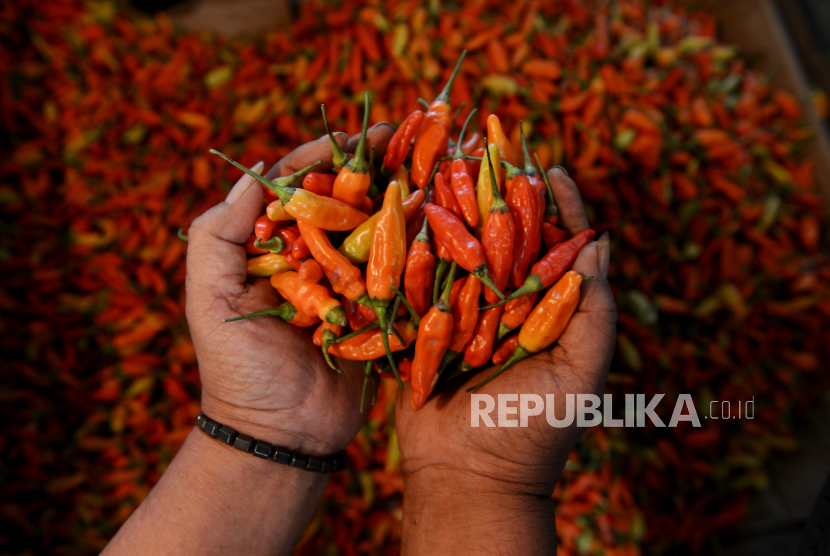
[185,123,395,455]
[394,168,616,555]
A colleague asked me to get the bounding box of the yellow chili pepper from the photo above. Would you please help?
[266,199,294,221]
[475,143,501,238]
[338,189,425,263]
[246,253,292,277]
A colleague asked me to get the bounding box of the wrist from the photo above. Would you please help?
[401,466,557,555]
[200,392,336,456]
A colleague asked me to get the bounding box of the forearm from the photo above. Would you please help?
[401,467,558,555]
[102,427,328,556]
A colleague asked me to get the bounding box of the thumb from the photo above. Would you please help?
[186,164,265,308]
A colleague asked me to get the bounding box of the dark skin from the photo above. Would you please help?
[395,168,616,555]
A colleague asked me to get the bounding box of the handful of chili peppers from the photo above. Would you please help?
[216,54,594,410]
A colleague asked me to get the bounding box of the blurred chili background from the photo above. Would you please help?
[1,0,829,554]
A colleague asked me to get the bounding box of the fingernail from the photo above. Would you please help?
[225,160,263,204]
[372,122,395,130]
[547,165,569,177]
[596,231,610,279]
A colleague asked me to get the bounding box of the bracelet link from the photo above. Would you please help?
[195,413,347,474]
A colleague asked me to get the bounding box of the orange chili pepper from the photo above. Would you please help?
[486,229,594,307]
[542,222,570,249]
[403,215,435,319]
[486,113,516,166]
[297,221,368,301]
[492,335,518,366]
[439,269,481,371]
[246,253,292,277]
[481,142,515,304]
[450,108,479,227]
[302,172,335,197]
[222,301,319,328]
[327,320,416,360]
[367,181,407,386]
[266,199,294,222]
[291,236,310,259]
[331,93,372,208]
[424,202,505,301]
[498,291,539,341]
[503,160,540,288]
[411,262,457,409]
[458,305,504,372]
[411,50,467,189]
[298,259,323,283]
[469,271,583,390]
[270,271,347,326]
[382,109,424,174]
[211,151,368,231]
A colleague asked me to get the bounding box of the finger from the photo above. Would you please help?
[226,161,263,204]
[186,176,264,307]
[345,122,396,158]
[264,132,350,180]
[546,167,590,234]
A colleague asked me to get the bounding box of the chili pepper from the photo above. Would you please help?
[492,336,518,366]
[485,229,595,308]
[303,172,336,197]
[439,269,481,372]
[298,221,368,301]
[391,165,411,197]
[275,225,300,250]
[312,321,343,372]
[403,214,435,319]
[450,109,479,227]
[486,113,516,166]
[266,199,294,222]
[498,291,540,341]
[211,151,368,231]
[283,252,304,271]
[467,146,485,181]
[222,301,319,328]
[431,240,453,306]
[542,222,570,249]
[411,50,467,189]
[299,259,323,283]
[433,171,463,221]
[254,214,278,241]
[475,143,502,237]
[270,271,347,326]
[534,152,559,226]
[337,189,425,263]
[503,159,540,288]
[253,236,286,254]
[246,234,269,255]
[367,181,407,386]
[343,296,374,331]
[455,305,504,375]
[331,93,372,208]
[320,103,351,170]
[481,140,515,304]
[246,253,292,277]
[291,236,310,259]
[411,262,457,409]
[424,202,506,301]
[382,109,424,174]
[469,271,583,390]
[360,195,374,215]
[327,320,417,360]
[260,161,324,201]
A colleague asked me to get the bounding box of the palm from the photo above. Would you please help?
[395,168,616,493]
[185,127,395,454]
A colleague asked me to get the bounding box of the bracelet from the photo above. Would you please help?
[195,413,348,473]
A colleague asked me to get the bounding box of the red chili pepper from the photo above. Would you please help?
[404,215,435,319]
[503,161,541,288]
[254,214,278,241]
[299,259,323,283]
[542,222,570,249]
[382,109,424,174]
[458,305,504,372]
[303,172,336,197]
[486,229,595,308]
[492,335,518,366]
[291,236,310,259]
[411,51,467,189]
[439,270,481,371]
[498,291,539,341]
[450,109,479,227]
[424,202,506,301]
[481,142,515,304]
[434,172,463,221]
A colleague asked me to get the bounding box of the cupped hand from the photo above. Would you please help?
[185,123,395,455]
[395,167,616,512]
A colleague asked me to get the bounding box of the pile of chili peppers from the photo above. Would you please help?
[1,0,829,554]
